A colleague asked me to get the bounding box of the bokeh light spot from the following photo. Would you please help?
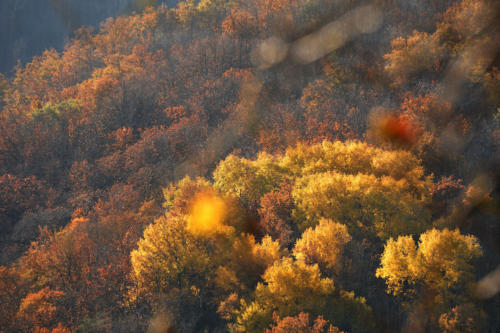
[187,191,228,235]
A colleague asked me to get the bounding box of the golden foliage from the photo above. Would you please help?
[236,257,335,332]
[130,214,213,298]
[377,228,482,299]
[293,219,351,270]
[292,171,431,238]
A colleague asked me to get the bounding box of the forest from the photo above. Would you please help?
[0,0,499,332]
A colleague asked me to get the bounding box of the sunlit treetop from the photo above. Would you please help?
[213,152,285,203]
[376,228,482,300]
[130,213,215,299]
[291,170,432,238]
[214,140,432,239]
[214,140,431,204]
[293,219,351,271]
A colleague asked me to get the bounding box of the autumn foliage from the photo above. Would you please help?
[0,0,499,332]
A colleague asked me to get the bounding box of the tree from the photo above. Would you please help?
[235,257,373,332]
[130,213,215,300]
[279,141,429,192]
[384,0,497,88]
[0,174,50,238]
[213,141,433,240]
[16,287,67,332]
[0,266,25,331]
[376,228,483,329]
[438,303,486,333]
[377,228,482,297]
[235,257,335,332]
[293,219,351,272]
[384,31,444,85]
[292,171,431,239]
[18,219,97,327]
[0,0,498,331]
[0,74,8,109]
[213,153,285,203]
[130,212,221,331]
[266,312,345,333]
[298,60,371,144]
[258,180,296,248]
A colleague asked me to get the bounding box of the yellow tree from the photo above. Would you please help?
[235,257,373,333]
[376,228,483,329]
[293,219,351,272]
[213,140,432,240]
[131,177,276,330]
[130,214,214,298]
[213,153,285,203]
[130,212,222,331]
[235,257,335,332]
[292,171,431,239]
[377,228,482,297]
[279,141,428,191]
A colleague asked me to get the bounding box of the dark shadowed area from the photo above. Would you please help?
[0,0,177,74]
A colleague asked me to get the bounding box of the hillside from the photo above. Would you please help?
[0,0,177,74]
[0,0,499,332]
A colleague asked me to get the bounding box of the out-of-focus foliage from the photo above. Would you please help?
[384,0,497,85]
[438,303,486,333]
